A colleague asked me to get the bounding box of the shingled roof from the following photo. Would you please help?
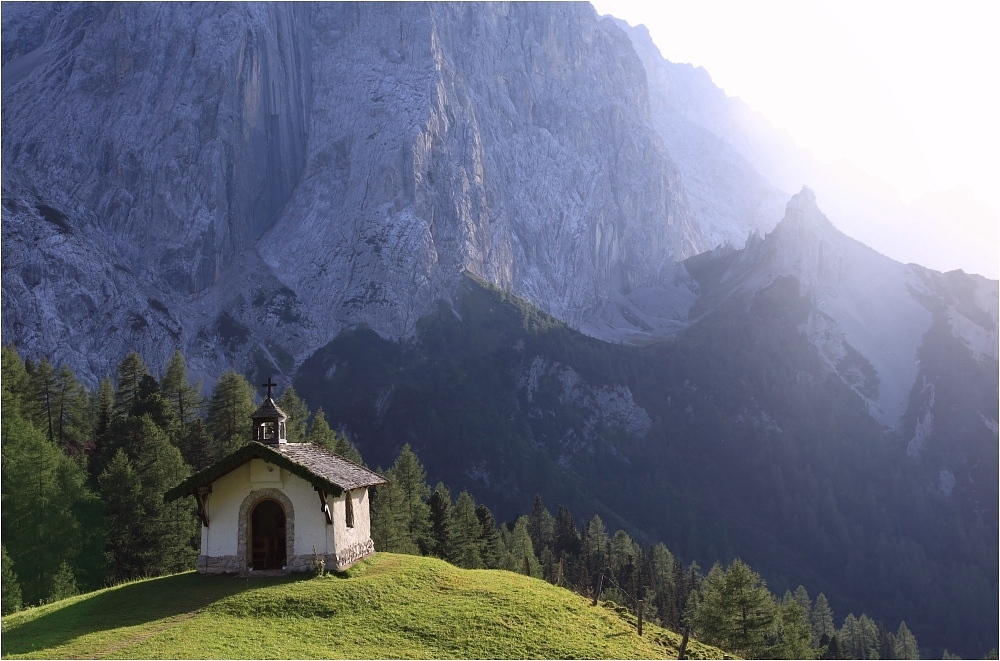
[165,442,388,502]
[250,397,287,420]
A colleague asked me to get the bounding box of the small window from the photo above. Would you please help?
[345,491,355,528]
[260,422,275,440]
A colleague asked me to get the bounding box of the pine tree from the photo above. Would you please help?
[649,543,677,629]
[206,371,256,460]
[276,385,309,442]
[160,350,203,433]
[113,352,151,419]
[428,483,452,559]
[583,514,610,575]
[89,376,116,478]
[502,516,541,577]
[693,559,777,658]
[308,408,339,452]
[475,504,505,569]
[98,416,197,581]
[332,431,365,465]
[52,365,79,449]
[128,416,198,575]
[29,356,58,441]
[178,418,214,472]
[387,444,431,553]
[1,345,32,418]
[99,449,146,583]
[47,561,80,603]
[1,545,23,614]
[449,491,483,569]
[610,529,638,576]
[772,596,814,659]
[528,494,554,555]
[553,505,581,559]
[894,621,919,660]
[1,407,92,605]
[811,592,835,647]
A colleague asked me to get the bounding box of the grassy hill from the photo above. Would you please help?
[0,553,725,659]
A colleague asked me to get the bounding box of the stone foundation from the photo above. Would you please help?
[197,539,376,575]
[331,539,376,570]
[198,554,242,574]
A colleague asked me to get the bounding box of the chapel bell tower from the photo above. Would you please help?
[251,377,288,446]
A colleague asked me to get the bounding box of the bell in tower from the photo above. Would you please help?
[250,377,288,446]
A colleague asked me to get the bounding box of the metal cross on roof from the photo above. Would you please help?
[261,377,277,399]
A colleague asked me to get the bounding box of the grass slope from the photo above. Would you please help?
[1,553,725,659]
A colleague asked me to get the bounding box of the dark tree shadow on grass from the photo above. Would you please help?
[1,571,306,657]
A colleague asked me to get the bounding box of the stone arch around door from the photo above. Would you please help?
[238,489,295,571]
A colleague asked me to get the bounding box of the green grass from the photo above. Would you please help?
[1,553,726,659]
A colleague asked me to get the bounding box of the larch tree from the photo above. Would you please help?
[206,371,256,460]
[276,385,309,442]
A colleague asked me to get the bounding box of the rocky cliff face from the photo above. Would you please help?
[3,2,707,384]
[3,2,312,377]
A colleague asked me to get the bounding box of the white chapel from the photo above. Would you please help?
[166,378,388,574]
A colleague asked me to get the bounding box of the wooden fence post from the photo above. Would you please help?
[638,599,644,636]
[592,574,604,606]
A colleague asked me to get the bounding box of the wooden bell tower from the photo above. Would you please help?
[250,377,288,446]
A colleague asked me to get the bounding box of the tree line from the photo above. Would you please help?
[0,346,955,658]
[369,443,930,660]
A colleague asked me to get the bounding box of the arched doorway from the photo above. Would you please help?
[250,499,287,570]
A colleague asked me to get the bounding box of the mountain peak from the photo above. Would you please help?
[783,186,826,226]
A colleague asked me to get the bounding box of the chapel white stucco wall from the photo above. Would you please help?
[197,457,376,574]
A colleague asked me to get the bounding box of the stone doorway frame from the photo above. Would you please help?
[238,488,295,572]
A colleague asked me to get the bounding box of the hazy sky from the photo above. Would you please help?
[589,0,999,207]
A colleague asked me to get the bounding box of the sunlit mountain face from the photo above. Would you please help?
[2,3,996,657]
